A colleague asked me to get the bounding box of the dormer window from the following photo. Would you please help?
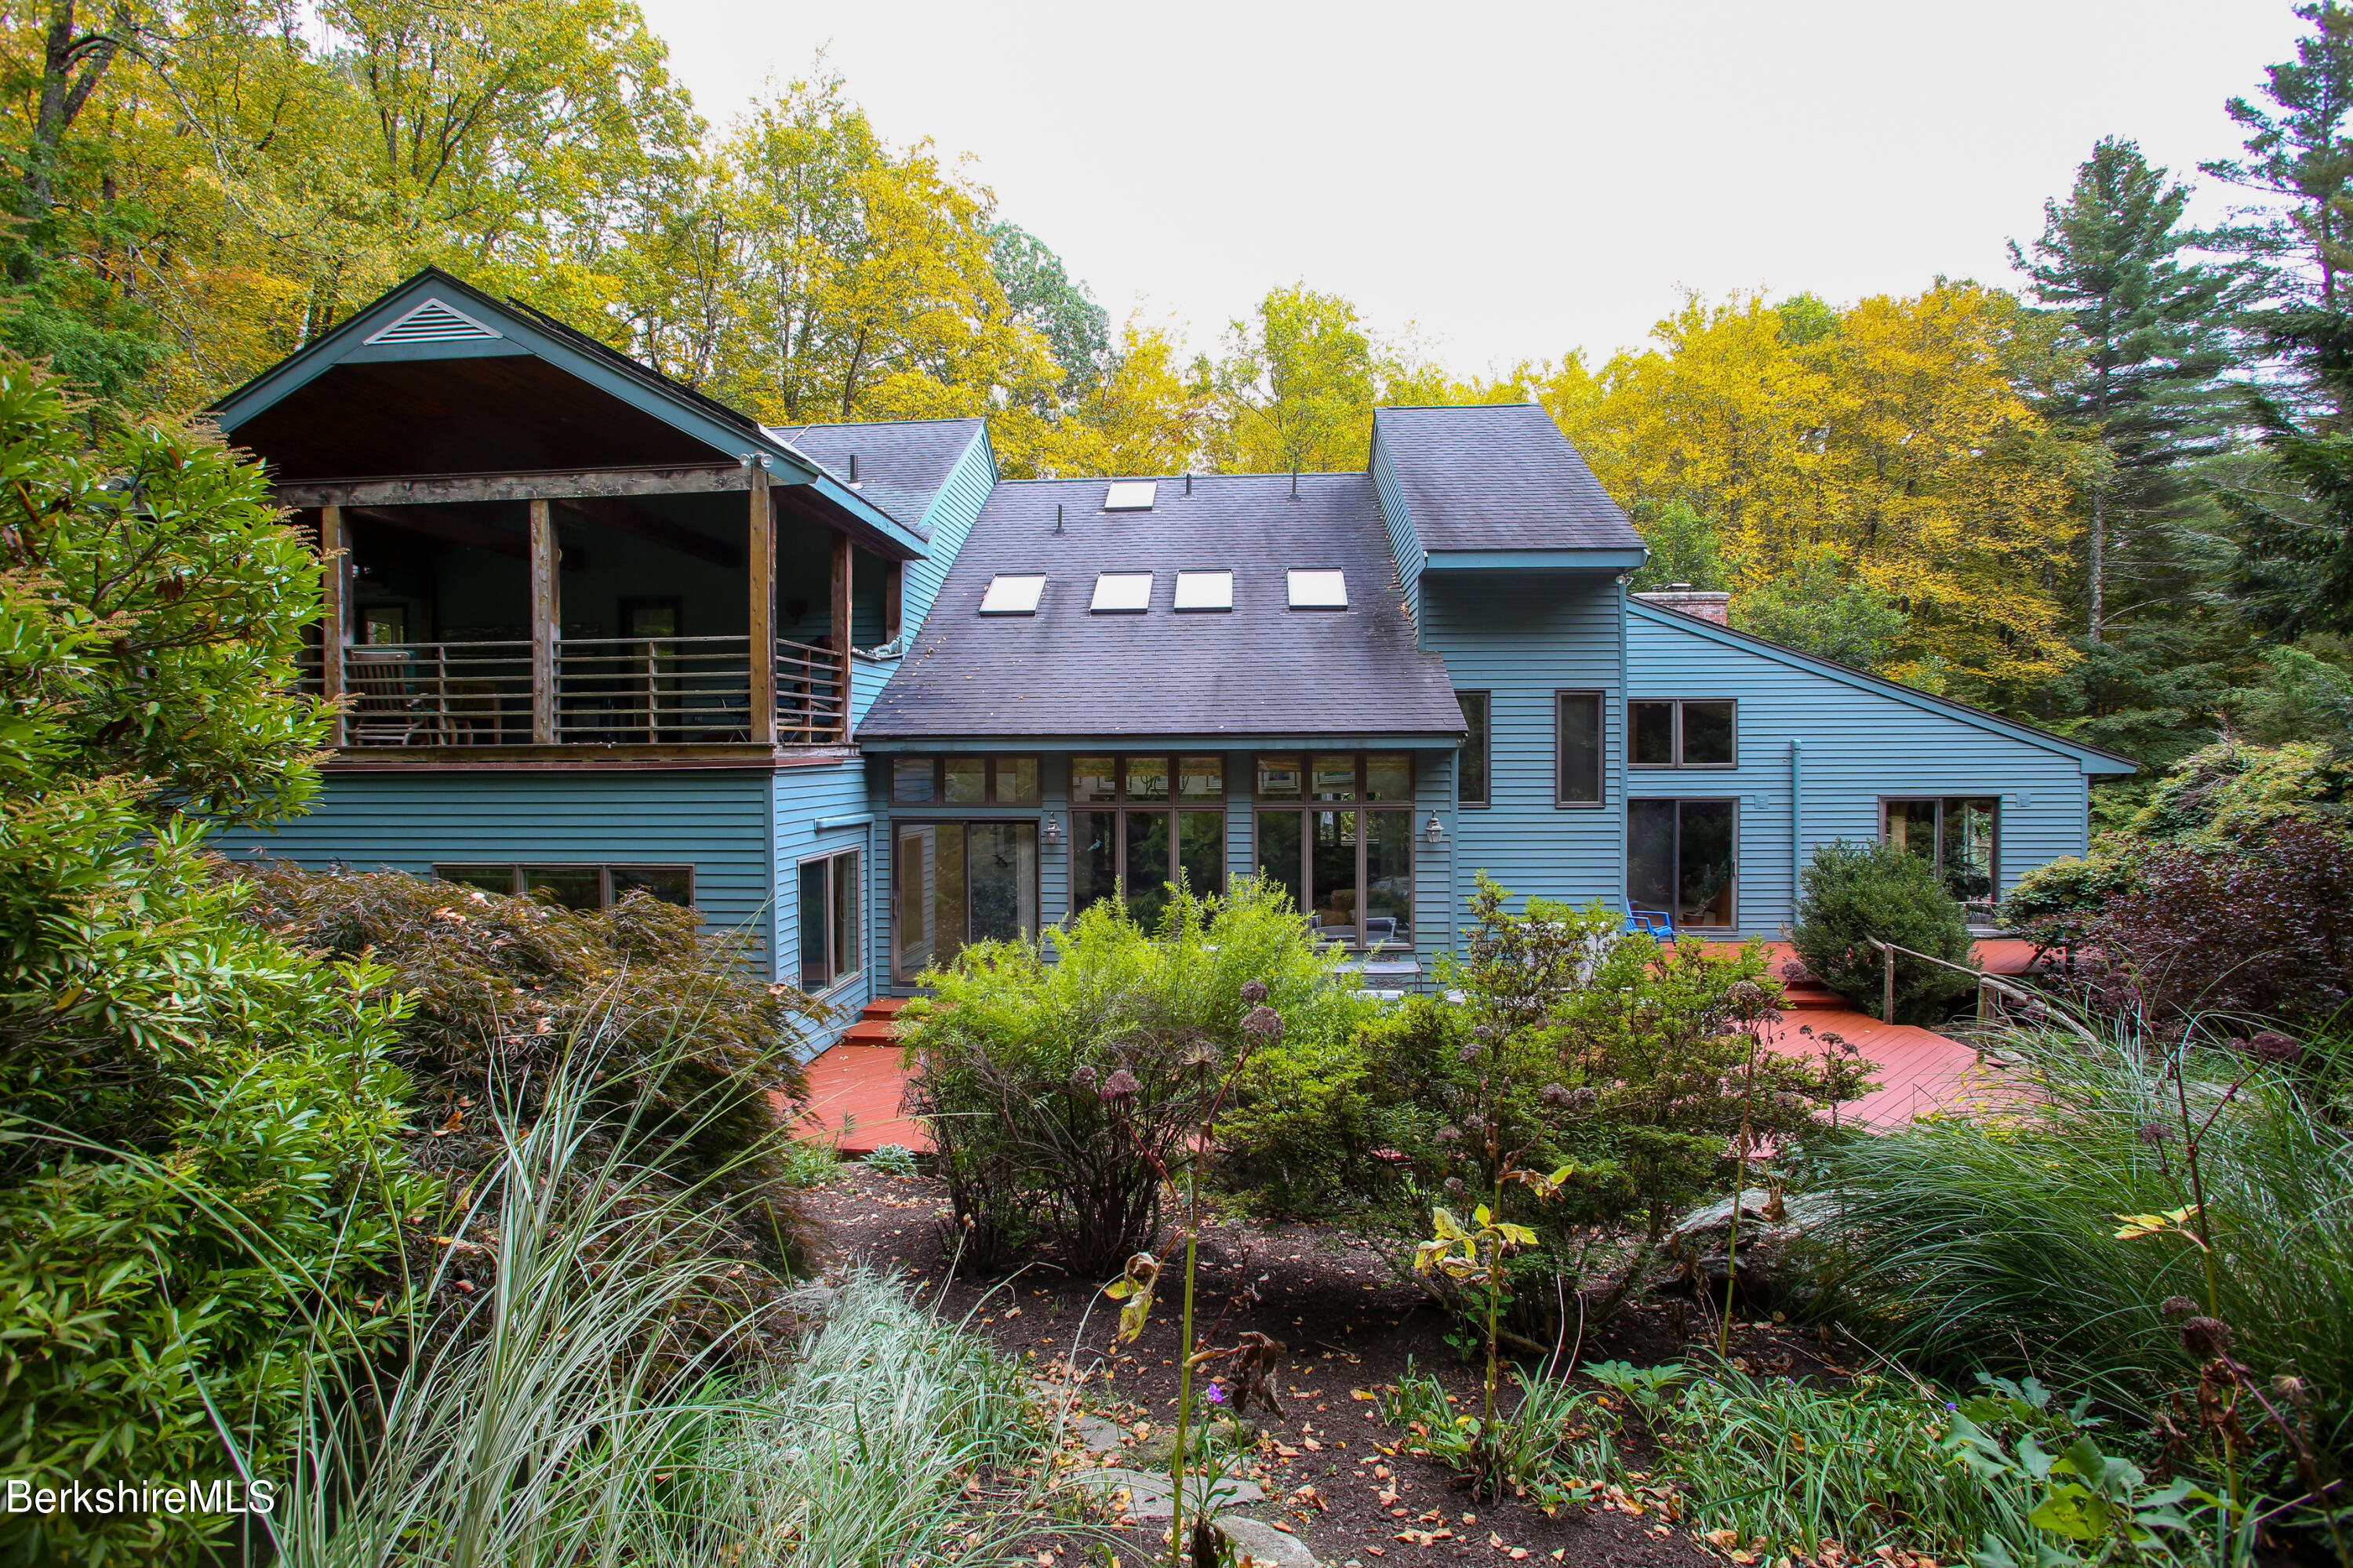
[1287,569,1347,609]
[979,573,1046,615]
[1104,480,1157,511]
[1090,571,1154,613]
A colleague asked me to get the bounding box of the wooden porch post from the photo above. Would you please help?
[831,531,852,743]
[319,505,347,748]
[529,498,557,744]
[747,464,776,746]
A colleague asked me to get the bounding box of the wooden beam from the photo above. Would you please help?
[529,498,557,745]
[319,506,347,747]
[747,467,776,747]
[556,495,741,568]
[347,504,528,559]
[277,462,755,510]
[831,529,852,723]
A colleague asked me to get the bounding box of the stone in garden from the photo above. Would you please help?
[1664,1188,1844,1308]
[1140,1415,1260,1464]
[1217,1515,1321,1568]
[1073,1413,1129,1454]
[1066,1466,1265,1519]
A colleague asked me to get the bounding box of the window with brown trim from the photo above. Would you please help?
[1628,700,1736,767]
[1456,691,1489,806]
[1071,754,1224,925]
[1556,692,1605,805]
[798,849,862,991]
[1253,753,1414,951]
[891,755,1042,806]
[431,863,694,911]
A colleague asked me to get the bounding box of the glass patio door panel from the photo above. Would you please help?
[1362,809,1413,948]
[1943,797,1998,910]
[1627,799,1676,911]
[1075,810,1118,913]
[1123,812,1173,926]
[1256,810,1302,910]
[1677,801,1736,927]
[967,823,1038,943]
[1178,811,1224,900]
[895,828,936,983]
[1310,809,1358,937]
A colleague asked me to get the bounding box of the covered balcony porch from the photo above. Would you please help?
[286,460,907,761]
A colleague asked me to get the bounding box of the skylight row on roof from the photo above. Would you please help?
[978,569,1347,616]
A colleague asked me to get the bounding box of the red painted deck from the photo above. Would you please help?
[789,940,2043,1153]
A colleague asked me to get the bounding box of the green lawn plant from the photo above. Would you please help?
[1791,839,1977,1023]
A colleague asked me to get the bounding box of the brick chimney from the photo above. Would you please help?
[1632,583,1730,626]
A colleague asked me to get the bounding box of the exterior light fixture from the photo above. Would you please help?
[1424,813,1444,844]
[1041,813,1064,844]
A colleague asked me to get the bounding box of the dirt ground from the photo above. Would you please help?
[802,1169,1875,1568]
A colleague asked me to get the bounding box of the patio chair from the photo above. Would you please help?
[345,646,433,746]
[1627,908,1676,942]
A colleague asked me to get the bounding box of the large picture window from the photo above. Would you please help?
[433,862,693,911]
[1254,753,1413,951]
[894,822,1038,984]
[1071,755,1225,925]
[1457,690,1489,806]
[798,849,862,991]
[1556,691,1604,805]
[1626,799,1736,928]
[1883,796,2000,922]
[1629,700,1736,767]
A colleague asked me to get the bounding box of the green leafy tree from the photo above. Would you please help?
[2205,2,2353,322]
[1628,499,1727,591]
[2217,308,2353,638]
[989,219,1109,401]
[1730,542,1907,669]
[2012,138,2236,641]
[0,353,430,1565]
[1206,283,1383,473]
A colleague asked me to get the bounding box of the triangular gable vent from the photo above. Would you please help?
[363,297,503,345]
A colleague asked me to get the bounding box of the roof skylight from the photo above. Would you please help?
[1090,571,1154,613]
[1287,569,1348,609]
[1103,480,1157,511]
[979,573,1046,615]
[1173,570,1234,612]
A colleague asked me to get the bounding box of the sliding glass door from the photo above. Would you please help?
[1883,796,1999,922]
[1627,799,1737,929]
[893,821,1038,984]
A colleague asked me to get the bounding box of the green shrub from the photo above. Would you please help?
[902,877,1373,1273]
[864,1143,921,1178]
[2129,737,2353,842]
[2000,850,2142,958]
[1791,839,1976,1022]
[1358,879,1871,1339]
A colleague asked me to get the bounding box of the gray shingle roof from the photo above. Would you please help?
[764,418,987,539]
[858,472,1467,741]
[1374,404,1642,552]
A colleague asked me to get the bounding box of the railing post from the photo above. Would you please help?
[529,498,557,744]
[747,464,776,746]
[831,529,852,743]
[318,505,347,748]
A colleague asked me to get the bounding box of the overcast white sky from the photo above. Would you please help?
[636,0,2302,375]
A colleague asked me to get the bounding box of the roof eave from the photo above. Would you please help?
[1420,547,1647,573]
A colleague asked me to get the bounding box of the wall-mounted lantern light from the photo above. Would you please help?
[1424,813,1445,844]
[1042,813,1064,845]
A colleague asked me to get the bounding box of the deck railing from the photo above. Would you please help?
[313,635,848,748]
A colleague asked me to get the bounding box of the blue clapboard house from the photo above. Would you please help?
[210,271,2134,1037]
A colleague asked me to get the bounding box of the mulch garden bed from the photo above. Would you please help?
[802,1169,1874,1568]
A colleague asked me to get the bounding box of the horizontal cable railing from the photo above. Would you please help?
[556,635,751,744]
[343,641,535,746]
[776,637,848,744]
[320,634,848,747]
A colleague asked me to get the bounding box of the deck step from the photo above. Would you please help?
[860,995,914,1022]
[840,1017,902,1044]
[1778,982,1848,1010]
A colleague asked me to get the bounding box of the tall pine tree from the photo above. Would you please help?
[2013,138,2235,640]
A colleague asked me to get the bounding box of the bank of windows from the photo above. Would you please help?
[1456,691,1489,806]
[1626,800,1736,930]
[1631,700,1735,768]
[431,862,693,911]
[798,849,863,992]
[1884,796,2001,924]
[894,822,1038,984]
[892,755,1041,806]
[1071,755,1226,927]
[1253,753,1414,951]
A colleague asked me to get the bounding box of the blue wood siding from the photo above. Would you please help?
[899,431,998,644]
[1369,431,1426,633]
[774,760,875,1045]
[1626,606,2096,936]
[211,768,779,960]
[1423,576,1627,915]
